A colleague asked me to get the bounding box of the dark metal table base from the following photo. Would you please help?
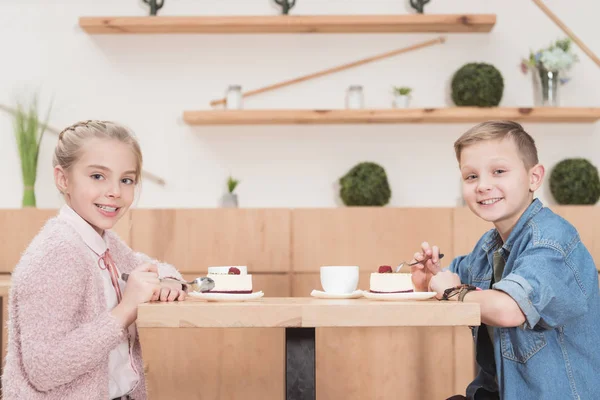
[286,327,316,400]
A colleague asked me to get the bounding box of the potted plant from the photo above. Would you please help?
[221,176,240,208]
[392,86,412,108]
[13,95,51,207]
[339,162,392,206]
[521,37,578,106]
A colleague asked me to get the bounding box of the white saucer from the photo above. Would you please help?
[362,291,437,301]
[188,291,264,302]
[310,290,364,299]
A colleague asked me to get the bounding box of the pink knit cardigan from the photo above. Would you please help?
[2,215,183,399]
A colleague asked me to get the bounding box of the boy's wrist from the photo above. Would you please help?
[440,284,479,301]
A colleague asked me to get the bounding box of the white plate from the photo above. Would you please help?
[362,291,437,301]
[310,290,364,299]
[188,291,264,302]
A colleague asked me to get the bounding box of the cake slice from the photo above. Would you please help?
[206,266,253,294]
[369,265,414,293]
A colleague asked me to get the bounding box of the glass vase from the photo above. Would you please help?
[533,67,560,107]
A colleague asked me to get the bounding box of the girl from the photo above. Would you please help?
[2,120,186,400]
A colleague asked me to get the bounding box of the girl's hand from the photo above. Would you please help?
[121,263,161,307]
[112,263,160,327]
[429,270,462,300]
[410,241,442,292]
[155,280,187,302]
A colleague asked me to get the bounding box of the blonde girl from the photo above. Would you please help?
[2,120,185,400]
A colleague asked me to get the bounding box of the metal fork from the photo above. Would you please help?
[396,253,445,272]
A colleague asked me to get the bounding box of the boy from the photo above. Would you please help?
[411,121,600,399]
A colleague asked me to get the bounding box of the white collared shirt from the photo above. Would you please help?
[59,205,139,398]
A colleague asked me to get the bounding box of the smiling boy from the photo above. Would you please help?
[411,121,600,399]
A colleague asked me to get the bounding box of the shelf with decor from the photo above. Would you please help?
[78,14,496,34]
[182,107,600,125]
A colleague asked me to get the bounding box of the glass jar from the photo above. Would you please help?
[225,85,243,109]
[345,85,364,109]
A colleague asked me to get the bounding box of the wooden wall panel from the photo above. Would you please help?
[130,209,291,273]
[553,206,600,270]
[292,208,454,272]
[112,211,133,246]
[452,207,493,257]
[139,327,284,400]
[0,209,57,273]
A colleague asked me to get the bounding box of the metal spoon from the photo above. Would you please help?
[121,273,215,293]
[396,253,445,272]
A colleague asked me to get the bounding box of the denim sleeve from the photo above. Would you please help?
[492,245,591,330]
[446,254,471,285]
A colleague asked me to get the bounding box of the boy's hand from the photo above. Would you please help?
[429,270,462,300]
[410,242,443,292]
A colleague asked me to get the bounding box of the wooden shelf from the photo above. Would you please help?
[182,107,600,125]
[79,14,496,34]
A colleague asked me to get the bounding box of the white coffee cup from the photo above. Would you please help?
[320,266,359,294]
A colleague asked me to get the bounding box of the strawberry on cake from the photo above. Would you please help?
[206,266,253,294]
[369,265,414,293]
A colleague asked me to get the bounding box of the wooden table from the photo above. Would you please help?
[137,297,480,400]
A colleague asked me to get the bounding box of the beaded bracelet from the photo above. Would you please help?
[440,284,478,301]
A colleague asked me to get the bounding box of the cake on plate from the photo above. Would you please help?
[369,265,414,293]
[206,266,253,294]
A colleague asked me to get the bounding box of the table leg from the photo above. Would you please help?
[285,327,315,400]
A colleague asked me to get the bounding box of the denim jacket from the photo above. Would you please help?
[449,199,600,400]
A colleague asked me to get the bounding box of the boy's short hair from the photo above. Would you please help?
[454,120,539,169]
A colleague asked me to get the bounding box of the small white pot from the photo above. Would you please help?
[394,94,411,108]
[221,193,238,208]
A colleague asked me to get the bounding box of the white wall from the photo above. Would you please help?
[1,0,599,208]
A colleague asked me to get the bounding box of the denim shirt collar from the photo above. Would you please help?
[481,198,544,253]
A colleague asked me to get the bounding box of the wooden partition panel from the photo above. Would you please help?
[130,209,291,273]
[292,208,454,272]
[452,207,493,257]
[0,209,57,273]
[140,328,284,400]
[316,327,458,400]
[553,206,600,270]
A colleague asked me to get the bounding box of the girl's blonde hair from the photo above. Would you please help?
[53,120,143,182]
[454,120,539,169]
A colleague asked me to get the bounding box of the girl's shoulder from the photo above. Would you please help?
[29,216,83,251]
